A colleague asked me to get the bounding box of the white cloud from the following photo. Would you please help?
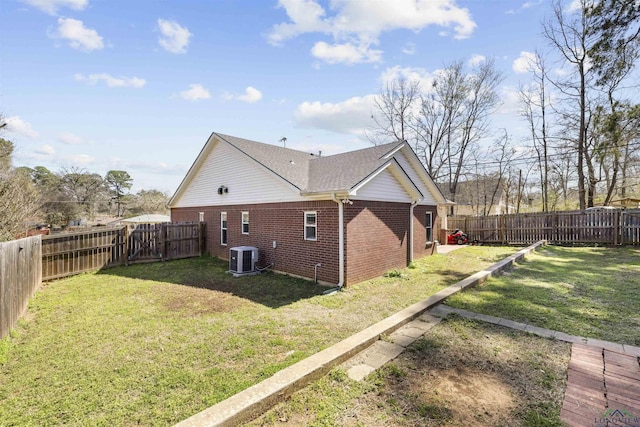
[506,0,543,14]
[268,0,476,63]
[223,86,263,103]
[35,144,56,155]
[402,42,416,55]
[5,116,40,139]
[157,19,192,54]
[495,85,522,115]
[566,0,583,13]
[20,0,87,15]
[74,73,146,88]
[513,51,537,73]
[294,94,377,136]
[311,41,382,64]
[179,84,211,101]
[65,154,95,165]
[53,18,104,51]
[379,66,435,90]
[468,54,486,66]
[58,132,85,145]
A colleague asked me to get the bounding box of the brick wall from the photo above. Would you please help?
[172,201,339,284]
[344,201,409,285]
[412,205,439,259]
[172,200,440,286]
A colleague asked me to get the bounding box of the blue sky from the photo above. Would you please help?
[1,0,556,194]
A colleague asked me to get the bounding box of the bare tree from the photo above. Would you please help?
[414,61,467,182]
[444,59,504,210]
[543,0,597,209]
[519,51,553,212]
[368,79,421,146]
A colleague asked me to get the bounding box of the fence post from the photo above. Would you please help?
[614,210,620,245]
[500,215,506,244]
[124,225,130,266]
[199,221,205,256]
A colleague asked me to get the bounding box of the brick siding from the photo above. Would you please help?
[172,201,339,284]
[171,200,439,286]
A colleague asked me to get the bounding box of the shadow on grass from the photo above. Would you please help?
[96,255,326,309]
[447,246,640,345]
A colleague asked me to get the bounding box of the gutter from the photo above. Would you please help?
[325,193,345,293]
[408,199,420,263]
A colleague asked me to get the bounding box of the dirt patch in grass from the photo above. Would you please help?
[1,247,521,425]
[161,284,248,315]
[253,315,570,426]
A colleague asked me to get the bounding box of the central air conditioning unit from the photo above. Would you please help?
[229,246,259,276]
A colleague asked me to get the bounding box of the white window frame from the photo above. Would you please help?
[221,212,227,245]
[425,211,433,242]
[241,211,249,235]
[304,211,317,241]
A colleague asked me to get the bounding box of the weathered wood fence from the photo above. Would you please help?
[448,209,640,245]
[42,222,205,280]
[1,222,205,338]
[1,236,42,339]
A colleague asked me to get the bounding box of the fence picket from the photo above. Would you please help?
[448,209,640,245]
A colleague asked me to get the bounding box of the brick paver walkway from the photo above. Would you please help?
[561,344,640,427]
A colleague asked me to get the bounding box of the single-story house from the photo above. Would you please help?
[169,132,449,286]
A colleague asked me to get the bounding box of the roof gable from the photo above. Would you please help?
[170,133,447,206]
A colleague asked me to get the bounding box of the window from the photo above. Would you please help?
[304,211,317,241]
[221,212,227,245]
[241,211,249,234]
[425,212,433,242]
[199,212,205,222]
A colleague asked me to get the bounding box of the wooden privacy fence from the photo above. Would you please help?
[1,236,42,339]
[42,222,205,281]
[448,209,640,245]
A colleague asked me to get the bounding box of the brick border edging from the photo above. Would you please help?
[174,241,547,427]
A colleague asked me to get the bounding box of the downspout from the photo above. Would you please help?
[324,193,345,293]
[409,200,419,263]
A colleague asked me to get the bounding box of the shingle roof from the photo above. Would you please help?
[214,132,315,190]
[306,142,403,192]
[215,132,404,193]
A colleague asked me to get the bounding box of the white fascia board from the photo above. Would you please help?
[300,191,350,200]
[399,145,448,204]
[379,142,405,160]
[350,160,423,201]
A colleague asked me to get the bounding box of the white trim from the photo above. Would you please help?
[409,200,419,262]
[304,211,317,241]
[425,211,433,242]
[350,160,423,200]
[199,212,205,222]
[241,211,249,235]
[331,194,344,289]
[399,144,448,204]
[220,211,227,245]
[379,143,404,160]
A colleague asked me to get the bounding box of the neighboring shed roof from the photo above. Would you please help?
[122,214,171,224]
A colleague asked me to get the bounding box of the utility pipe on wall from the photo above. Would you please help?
[408,199,419,263]
[331,193,345,289]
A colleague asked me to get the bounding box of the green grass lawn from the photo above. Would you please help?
[0,246,516,426]
[446,245,640,346]
[251,315,570,427]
